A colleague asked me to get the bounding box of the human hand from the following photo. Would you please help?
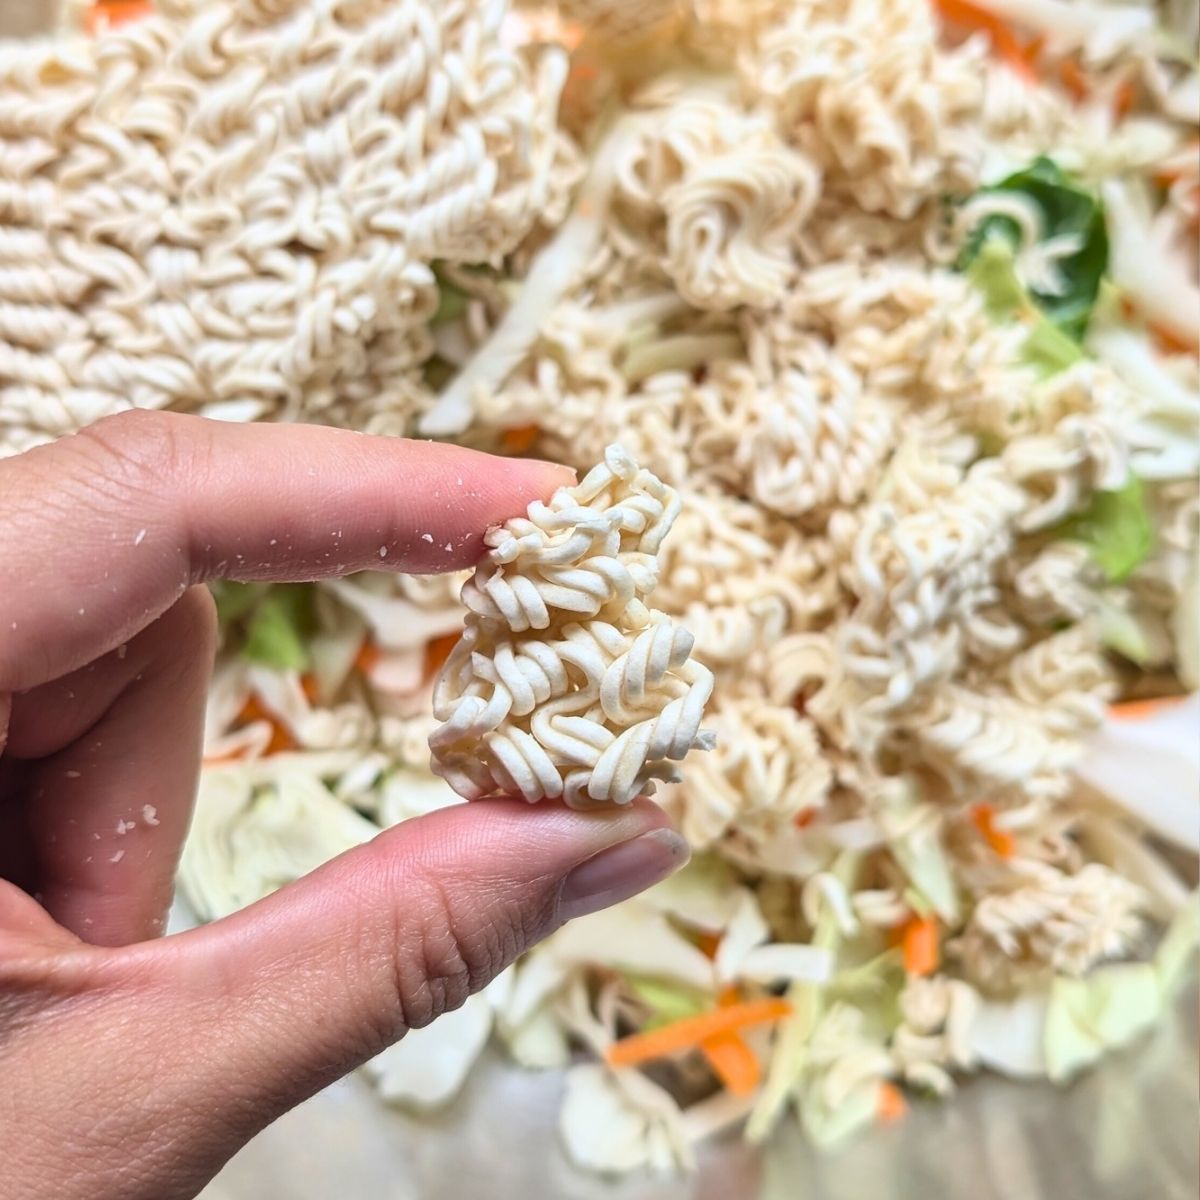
[0,411,689,1200]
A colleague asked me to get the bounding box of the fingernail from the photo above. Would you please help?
[557,829,690,922]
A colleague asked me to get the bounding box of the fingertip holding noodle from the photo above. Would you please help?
[429,445,716,807]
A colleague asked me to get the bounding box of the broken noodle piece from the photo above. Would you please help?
[430,445,716,807]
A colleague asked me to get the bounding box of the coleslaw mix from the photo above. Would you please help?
[3,0,1198,1178]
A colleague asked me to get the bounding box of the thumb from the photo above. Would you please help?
[157,797,685,1119]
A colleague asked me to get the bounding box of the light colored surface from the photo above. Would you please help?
[199,983,1198,1200]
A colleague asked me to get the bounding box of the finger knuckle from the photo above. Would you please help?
[80,409,183,476]
[75,410,212,511]
[390,873,523,1032]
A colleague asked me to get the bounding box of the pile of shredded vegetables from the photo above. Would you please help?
[27,0,1200,1175]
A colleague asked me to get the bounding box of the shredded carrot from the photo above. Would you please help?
[500,424,540,454]
[932,0,1040,83]
[423,631,461,681]
[702,984,761,1092]
[86,1,153,35]
[1148,321,1198,359]
[1057,56,1090,103]
[236,695,268,726]
[1109,696,1187,722]
[1018,36,1046,78]
[605,998,793,1068]
[300,673,320,703]
[694,929,722,960]
[1153,143,1200,189]
[235,695,297,756]
[794,807,818,830]
[264,724,296,756]
[700,1031,762,1097]
[354,639,382,677]
[901,915,940,977]
[1118,297,1198,359]
[971,803,1016,859]
[1112,78,1137,121]
[876,1081,909,1125]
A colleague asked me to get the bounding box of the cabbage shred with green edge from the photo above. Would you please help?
[958,157,1109,341]
[211,581,318,671]
[1054,475,1155,583]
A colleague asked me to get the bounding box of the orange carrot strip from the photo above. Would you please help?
[235,695,297,756]
[694,929,722,960]
[1119,298,1199,360]
[1149,321,1198,359]
[605,999,793,1068]
[264,724,297,756]
[354,639,382,677]
[86,1,153,35]
[971,803,1016,859]
[700,1032,762,1098]
[500,424,540,454]
[1153,142,1200,189]
[300,673,320,704]
[236,695,269,726]
[901,915,940,977]
[1014,35,1046,81]
[933,0,1039,82]
[1109,696,1188,722]
[1058,57,1090,103]
[423,631,461,681]
[1113,77,1137,121]
[794,807,818,830]
[877,1081,909,1125]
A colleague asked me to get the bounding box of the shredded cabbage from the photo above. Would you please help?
[960,157,1108,340]
[1055,475,1154,583]
[211,582,318,672]
[746,852,862,1143]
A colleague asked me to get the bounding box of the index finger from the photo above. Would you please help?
[0,410,570,693]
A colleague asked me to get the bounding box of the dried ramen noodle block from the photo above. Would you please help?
[0,0,569,453]
[430,445,715,807]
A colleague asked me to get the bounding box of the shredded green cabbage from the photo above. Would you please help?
[962,231,1084,379]
[960,157,1109,341]
[211,582,318,671]
[1022,315,1086,376]
[1044,894,1197,1083]
[797,1069,877,1150]
[882,787,960,924]
[746,852,862,1143]
[1155,892,1200,993]
[211,580,269,625]
[432,280,470,327]
[1044,964,1162,1083]
[1094,594,1154,665]
[624,974,710,1029]
[1055,474,1154,583]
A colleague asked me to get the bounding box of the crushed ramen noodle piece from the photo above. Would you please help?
[0,0,568,454]
[430,445,715,807]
